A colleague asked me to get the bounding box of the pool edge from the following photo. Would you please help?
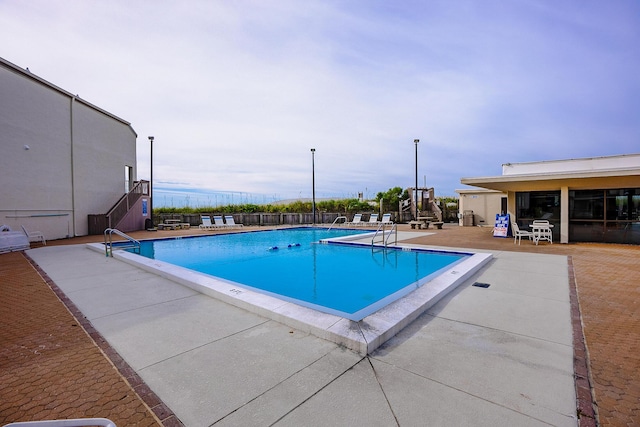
[87,243,492,355]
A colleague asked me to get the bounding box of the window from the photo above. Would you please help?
[516,191,560,221]
[516,191,561,241]
[569,188,640,244]
[124,165,133,193]
[570,190,604,220]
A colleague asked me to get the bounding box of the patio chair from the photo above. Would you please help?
[213,215,230,228]
[532,220,553,244]
[380,213,393,224]
[511,221,533,245]
[21,225,46,245]
[224,215,243,228]
[345,213,363,227]
[199,215,214,229]
[364,214,379,226]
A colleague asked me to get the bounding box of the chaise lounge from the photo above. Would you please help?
[199,215,215,229]
[21,225,46,245]
[224,215,243,228]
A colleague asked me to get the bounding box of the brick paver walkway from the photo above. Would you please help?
[1,225,639,426]
[0,252,167,426]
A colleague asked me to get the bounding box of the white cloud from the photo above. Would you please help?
[2,0,639,201]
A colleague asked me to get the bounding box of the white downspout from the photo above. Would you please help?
[70,96,76,237]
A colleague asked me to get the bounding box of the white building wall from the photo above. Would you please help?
[1,65,73,211]
[71,100,137,235]
[457,189,505,227]
[502,154,640,176]
[0,58,137,240]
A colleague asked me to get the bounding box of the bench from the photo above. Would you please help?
[158,223,185,230]
[432,222,444,229]
[409,220,430,229]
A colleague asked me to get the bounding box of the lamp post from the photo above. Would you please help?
[148,136,154,225]
[311,148,316,224]
[414,139,419,220]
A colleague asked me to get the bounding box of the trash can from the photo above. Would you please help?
[463,210,474,227]
[145,218,154,230]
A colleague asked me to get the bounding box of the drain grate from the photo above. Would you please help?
[472,282,490,288]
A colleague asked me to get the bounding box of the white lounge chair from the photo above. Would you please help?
[364,214,379,226]
[199,215,214,229]
[21,225,46,245]
[380,213,393,224]
[511,221,533,245]
[213,215,229,228]
[224,215,243,228]
[4,418,115,427]
[345,213,363,227]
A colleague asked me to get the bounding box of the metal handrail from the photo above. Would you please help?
[105,180,149,229]
[385,223,398,247]
[328,216,347,230]
[371,222,397,247]
[104,228,140,257]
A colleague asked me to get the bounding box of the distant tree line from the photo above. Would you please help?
[154,187,458,215]
[154,199,374,215]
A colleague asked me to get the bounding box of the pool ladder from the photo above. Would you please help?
[328,216,347,230]
[104,228,140,257]
[372,222,397,248]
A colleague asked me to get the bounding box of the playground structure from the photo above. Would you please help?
[400,187,445,223]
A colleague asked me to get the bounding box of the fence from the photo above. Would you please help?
[156,212,383,227]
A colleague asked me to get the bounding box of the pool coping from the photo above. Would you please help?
[87,240,492,355]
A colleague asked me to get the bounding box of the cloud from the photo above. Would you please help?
[2,0,639,200]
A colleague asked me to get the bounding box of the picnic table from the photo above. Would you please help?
[158,219,190,230]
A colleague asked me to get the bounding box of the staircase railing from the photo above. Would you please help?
[106,180,149,229]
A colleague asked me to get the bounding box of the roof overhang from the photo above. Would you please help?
[460,168,640,192]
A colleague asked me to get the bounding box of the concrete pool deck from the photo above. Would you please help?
[86,232,492,355]
[10,227,580,426]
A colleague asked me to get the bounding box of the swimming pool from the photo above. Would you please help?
[130,228,468,320]
[99,227,492,354]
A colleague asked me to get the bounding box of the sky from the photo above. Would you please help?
[2,1,640,205]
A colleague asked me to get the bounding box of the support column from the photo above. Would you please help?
[561,186,569,243]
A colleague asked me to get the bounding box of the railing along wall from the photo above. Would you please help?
[106,181,149,229]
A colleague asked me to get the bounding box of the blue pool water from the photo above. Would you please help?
[130,228,468,320]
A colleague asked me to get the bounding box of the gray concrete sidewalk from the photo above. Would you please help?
[27,244,576,426]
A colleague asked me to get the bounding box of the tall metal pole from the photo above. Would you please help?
[148,136,154,226]
[414,139,419,220]
[311,148,316,224]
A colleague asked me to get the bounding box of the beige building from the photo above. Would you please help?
[1,57,147,241]
[458,154,640,244]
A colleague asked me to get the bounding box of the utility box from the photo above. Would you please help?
[463,210,475,227]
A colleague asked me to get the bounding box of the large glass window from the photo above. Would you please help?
[569,190,604,220]
[569,188,640,244]
[516,191,560,221]
[516,191,561,241]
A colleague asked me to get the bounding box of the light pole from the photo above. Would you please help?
[311,148,316,224]
[148,136,154,226]
[414,139,419,220]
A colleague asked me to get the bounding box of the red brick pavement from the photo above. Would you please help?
[0,251,179,426]
[1,225,639,426]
